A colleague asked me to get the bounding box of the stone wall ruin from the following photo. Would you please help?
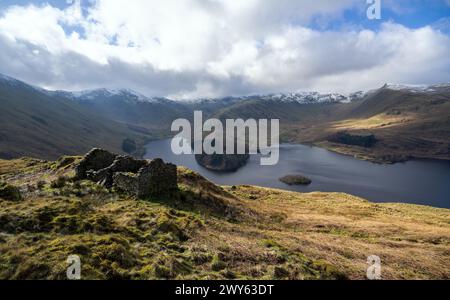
[75,148,178,198]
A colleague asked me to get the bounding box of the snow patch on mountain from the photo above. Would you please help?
[384,83,450,93]
[182,91,367,105]
[51,88,165,104]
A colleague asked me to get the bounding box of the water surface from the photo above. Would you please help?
[145,139,450,208]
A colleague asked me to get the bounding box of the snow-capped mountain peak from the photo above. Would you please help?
[50,87,165,104]
[71,88,148,101]
[183,91,367,105]
[384,83,450,93]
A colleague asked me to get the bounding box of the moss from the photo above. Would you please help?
[152,264,172,279]
[273,266,290,279]
[36,181,46,190]
[147,256,193,279]
[13,260,52,280]
[262,239,279,248]
[0,182,22,201]
[51,215,83,234]
[99,243,136,269]
[83,215,115,233]
[312,260,348,280]
[221,270,237,279]
[191,252,213,265]
[211,254,227,271]
[70,243,91,256]
[50,176,68,189]
[155,214,189,242]
[169,258,193,277]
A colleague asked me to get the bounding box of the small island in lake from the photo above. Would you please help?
[279,175,312,186]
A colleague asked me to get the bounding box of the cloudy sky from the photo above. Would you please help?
[0,0,450,99]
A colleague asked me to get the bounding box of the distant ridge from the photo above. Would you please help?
[2,72,449,104]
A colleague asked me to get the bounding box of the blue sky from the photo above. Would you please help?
[320,1,450,33]
[0,0,69,10]
[2,0,449,32]
[0,0,449,98]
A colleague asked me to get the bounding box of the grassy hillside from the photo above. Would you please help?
[311,87,450,163]
[0,79,151,160]
[0,156,448,280]
[209,88,450,163]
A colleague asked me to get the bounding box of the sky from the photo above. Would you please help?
[0,0,450,99]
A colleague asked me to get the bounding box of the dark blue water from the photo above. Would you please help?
[145,139,450,208]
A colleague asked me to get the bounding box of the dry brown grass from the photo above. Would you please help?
[194,186,450,280]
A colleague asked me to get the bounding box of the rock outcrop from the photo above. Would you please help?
[75,149,177,198]
[195,153,250,172]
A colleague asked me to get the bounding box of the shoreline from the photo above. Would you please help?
[311,141,450,165]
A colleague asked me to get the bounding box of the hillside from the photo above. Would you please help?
[51,89,191,136]
[311,85,450,163]
[0,75,151,160]
[0,151,449,280]
[208,85,450,163]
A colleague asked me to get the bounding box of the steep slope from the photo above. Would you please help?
[0,75,150,160]
[52,89,192,136]
[206,84,450,163]
[0,154,448,280]
[315,85,450,162]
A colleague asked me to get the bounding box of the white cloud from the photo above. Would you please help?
[0,0,449,98]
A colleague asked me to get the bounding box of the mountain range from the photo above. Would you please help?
[0,74,151,159]
[1,73,449,163]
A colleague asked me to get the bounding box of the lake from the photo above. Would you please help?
[145,139,450,208]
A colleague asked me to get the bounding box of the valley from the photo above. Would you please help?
[1,74,449,166]
[0,74,449,280]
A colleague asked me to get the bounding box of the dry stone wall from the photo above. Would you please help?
[75,149,178,198]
